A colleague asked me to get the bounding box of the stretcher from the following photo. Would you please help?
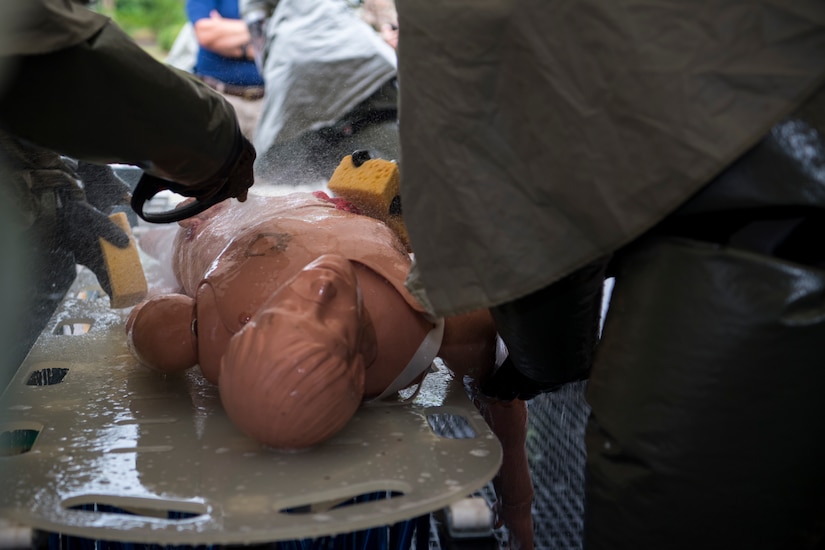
[0,257,502,547]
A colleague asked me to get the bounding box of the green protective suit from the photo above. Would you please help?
[0,0,239,188]
[397,3,825,546]
[397,0,825,317]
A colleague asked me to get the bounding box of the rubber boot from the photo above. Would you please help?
[584,236,825,550]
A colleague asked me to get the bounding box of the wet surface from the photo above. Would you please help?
[0,268,502,545]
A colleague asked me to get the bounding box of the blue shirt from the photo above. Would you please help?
[186,0,264,87]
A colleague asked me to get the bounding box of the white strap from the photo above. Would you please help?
[367,317,445,402]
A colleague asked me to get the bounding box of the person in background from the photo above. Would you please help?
[188,0,265,139]
[396,1,825,549]
[241,0,398,187]
[0,0,256,390]
[360,0,398,50]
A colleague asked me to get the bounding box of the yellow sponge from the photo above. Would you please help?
[327,154,409,250]
[99,212,148,309]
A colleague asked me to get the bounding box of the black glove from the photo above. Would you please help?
[57,197,130,297]
[187,131,256,203]
[481,357,562,402]
[131,130,256,223]
[75,161,131,212]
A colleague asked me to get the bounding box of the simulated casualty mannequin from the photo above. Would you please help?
[126,192,534,548]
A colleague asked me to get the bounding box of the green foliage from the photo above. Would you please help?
[104,0,187,51]
[157,21,187,51]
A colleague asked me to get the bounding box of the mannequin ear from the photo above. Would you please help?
[126,294,198,373]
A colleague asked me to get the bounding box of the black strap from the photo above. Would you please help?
[130,173,230,224]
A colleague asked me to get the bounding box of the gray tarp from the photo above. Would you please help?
[252,0,397,154]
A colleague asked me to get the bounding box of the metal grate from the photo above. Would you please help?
[525,382,589,550]
[432,382,590,550]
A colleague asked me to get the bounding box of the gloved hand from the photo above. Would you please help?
[131,132,256,223]
[481,357,562,402]
[187,132,256,203]
[57,197,130,297]
[74,161,131,212]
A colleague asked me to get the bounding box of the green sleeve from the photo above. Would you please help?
[0,0,109,56]
[0,21,240,187]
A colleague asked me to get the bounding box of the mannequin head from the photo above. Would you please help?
[218,254,371,449]
[126,294,197,372]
